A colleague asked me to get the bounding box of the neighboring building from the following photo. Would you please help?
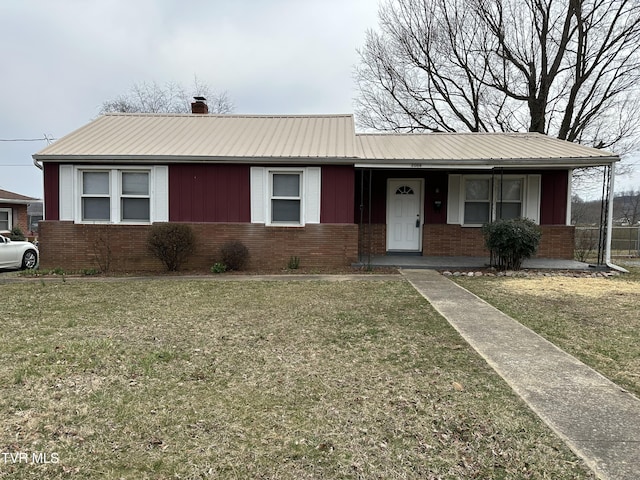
[27,202,43,233]
[0,188,40,236]
[33,99,619,272]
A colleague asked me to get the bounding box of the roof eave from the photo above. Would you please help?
[32,154,360,165]
[0,198,40,204]
[32,154,619,168]
[355,156,619,169]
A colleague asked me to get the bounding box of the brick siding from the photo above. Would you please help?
[0,204,29,235]
[38,222,359,272]
[359,223,575,259]
[358,224,386,256]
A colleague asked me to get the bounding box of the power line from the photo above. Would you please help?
[0,138,46,142]
[0,135,56,143]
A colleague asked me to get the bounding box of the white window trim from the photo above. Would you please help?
[73,166,155,225]
[0,208,12,232]
[250,166,321,226]
[460,174,527,226]
[267,168,305,227]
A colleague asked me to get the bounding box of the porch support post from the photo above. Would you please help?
[566,169,573,225]
[359,168,364,262]
[605,162,615,264]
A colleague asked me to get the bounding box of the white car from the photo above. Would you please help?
[0,235,39,269]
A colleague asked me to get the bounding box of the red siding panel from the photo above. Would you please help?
[424,172,448,224]
[169,165,250,222]
[43,163,59,221]
[321,166,355,223]
[540,170,568,225]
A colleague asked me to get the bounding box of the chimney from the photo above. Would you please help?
[191,96,208,114]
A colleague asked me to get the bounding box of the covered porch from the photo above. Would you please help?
[354,132,620,267]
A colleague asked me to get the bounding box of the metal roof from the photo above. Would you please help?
[355,132,618,168]
[34,113,358,161]
[33,113,619,167]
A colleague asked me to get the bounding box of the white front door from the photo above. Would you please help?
[387,179,423,251]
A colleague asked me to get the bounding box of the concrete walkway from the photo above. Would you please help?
[403,269,640,480]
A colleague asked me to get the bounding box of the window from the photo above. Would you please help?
[464,178,491,224]
[250,167,320,225]
[462,176,525,225]
[121,171,150,221]
[0,208,11,231]
[82,171,110,221]
[78,169,151,223]
[395,185,415,195]
[448,174,539,226]
[496,178,522,220]
[270,172,302,224]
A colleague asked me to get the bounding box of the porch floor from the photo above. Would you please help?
[354,255,593,270]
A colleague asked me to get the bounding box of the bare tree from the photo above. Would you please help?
[616,190,640,224]
[100,76,234,115]
[355,0,640,153]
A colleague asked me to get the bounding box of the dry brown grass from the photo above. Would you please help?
[455,265,640,397]
[0,278,594,479]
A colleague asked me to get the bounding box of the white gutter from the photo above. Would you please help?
[355,163,493,170]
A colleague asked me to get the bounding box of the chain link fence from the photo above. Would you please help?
[575,226,640,261]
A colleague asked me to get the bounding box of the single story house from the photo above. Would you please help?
[33,100,619,271]
[0,188,40,236]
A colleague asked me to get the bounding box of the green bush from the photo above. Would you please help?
[9,227,26,241]
[287,256,300,270]
[211,262,227,274]
[147,223,196,271]
[220,240,249,271]
[483,218,541,271]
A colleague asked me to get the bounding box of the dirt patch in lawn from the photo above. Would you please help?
[455,268,640,397]
[493,275,639,298]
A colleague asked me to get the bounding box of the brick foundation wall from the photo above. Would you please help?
[358,224,386,256]
[422,225,488,256]
[536,225,575,259]
[38,222,359,272]
[359,223,575,259]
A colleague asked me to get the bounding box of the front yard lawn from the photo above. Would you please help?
[1,279,594,479]
[455,266,640,397]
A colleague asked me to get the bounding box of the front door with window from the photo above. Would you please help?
[387,179,423,251]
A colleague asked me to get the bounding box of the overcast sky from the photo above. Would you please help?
[0,0,378,198]
[1,1,638,200]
